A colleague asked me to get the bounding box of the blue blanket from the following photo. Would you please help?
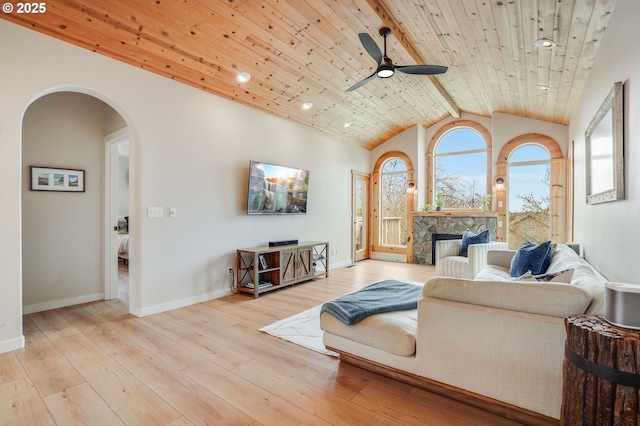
[320,279,423,325]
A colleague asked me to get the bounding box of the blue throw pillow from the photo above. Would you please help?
[459,229,490,257]
[510,240,553,277]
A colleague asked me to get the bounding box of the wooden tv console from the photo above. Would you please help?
[236,241,329,298]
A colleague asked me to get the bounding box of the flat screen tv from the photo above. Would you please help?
[247,160,309,214]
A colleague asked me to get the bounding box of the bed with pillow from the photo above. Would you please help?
[117,216,129,264]
[322,243,606,424]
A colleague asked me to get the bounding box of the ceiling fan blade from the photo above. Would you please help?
[346,72,377,92]
[395,65,448,75]
[358,33,383,65]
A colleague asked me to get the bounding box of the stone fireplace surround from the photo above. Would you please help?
[411,211,498,265]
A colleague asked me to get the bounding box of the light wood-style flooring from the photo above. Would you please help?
[1,260,523,425]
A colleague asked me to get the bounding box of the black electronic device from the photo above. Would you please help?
[269,239,298,247]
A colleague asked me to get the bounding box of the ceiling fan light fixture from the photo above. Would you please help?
[534,38,557,49]
[235,71,251,84]
[377,64,394,78]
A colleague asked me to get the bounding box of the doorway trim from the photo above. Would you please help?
[351,170,371,262]
[104,128,130,302]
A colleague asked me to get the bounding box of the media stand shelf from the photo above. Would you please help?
[236,241,329,298]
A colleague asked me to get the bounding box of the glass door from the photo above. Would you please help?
[352,171,370,262]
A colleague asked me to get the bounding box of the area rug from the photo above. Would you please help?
[259,304,339,357]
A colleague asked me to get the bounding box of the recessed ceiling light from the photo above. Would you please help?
[535,84,551,91]
[343,121,353,128]
[534,39,557,49]
[235,72,251,84]
[302,102,313,110]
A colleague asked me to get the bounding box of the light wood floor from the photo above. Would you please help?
[1,260,523,425]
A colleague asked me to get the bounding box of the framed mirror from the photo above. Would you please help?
[585,81,624,204]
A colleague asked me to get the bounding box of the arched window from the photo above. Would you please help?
[508,145,551,249]
[495,133,565,246]
[427,120,492,209]
[434,128,488,208]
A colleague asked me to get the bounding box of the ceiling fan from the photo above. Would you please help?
[346,27,448,92]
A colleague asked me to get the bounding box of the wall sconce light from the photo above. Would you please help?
[495,177,505,189]
[407,181,416,194]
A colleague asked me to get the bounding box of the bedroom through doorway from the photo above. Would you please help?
[107,135,130,306]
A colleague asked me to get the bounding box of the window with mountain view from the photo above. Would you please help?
[508,145,551,249]
[434,128,487,208]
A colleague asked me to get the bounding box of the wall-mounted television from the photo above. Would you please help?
[247,160,309,214]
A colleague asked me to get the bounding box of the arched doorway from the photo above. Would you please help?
[21,89,139,315]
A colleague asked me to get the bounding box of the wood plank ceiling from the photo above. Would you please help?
[1,0,618,150]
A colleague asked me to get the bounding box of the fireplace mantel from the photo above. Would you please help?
[408,211,498,265]
[412,210,497,218]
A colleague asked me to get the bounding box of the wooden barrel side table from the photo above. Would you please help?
[562,315,640,425]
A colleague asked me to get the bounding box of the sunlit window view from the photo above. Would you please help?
[379,158,408,247]
[434,128,487,208]
[508,145,551,249]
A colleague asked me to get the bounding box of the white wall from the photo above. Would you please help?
[569,0,640,283]
[22,93,111,312]
[0,19,369,352]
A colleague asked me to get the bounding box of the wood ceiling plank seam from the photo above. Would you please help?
[252,1,386,101]
[413,0,468,104]
[8,4,229,85]
[360,0,461,117]
[547,0,579,120]
[93,0,298,87]
[457,2,500,115]
[268,2,375,81]
[187,1,352,100]
[212,2,382,117]
[475,0,512,114]
[491,1,524,116]
[47,1,257,89]
[522,0,542,120]
[548,0,598,123]
[509,0,531,119]
[555,0,617,124]
[535,0,561,122]
[442,0,495,115]
[467,18,501,116]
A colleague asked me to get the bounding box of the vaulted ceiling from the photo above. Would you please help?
[1,0,617,149]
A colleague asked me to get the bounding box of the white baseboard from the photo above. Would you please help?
[0,335,25,354]
[137,289,231,317]
[23,292,105,315]
[329,260,352,269]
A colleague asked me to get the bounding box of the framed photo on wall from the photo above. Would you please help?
[30,166,85,192]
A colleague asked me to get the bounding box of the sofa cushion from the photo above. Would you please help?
[510,240,553,276]
[320,310,417,357]
[423,277,592,318]
[460,229,490,257]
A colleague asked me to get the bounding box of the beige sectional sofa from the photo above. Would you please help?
[321,244,606,424]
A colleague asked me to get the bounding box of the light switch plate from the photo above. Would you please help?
[169,207,177,218]
[148,207,163,218]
